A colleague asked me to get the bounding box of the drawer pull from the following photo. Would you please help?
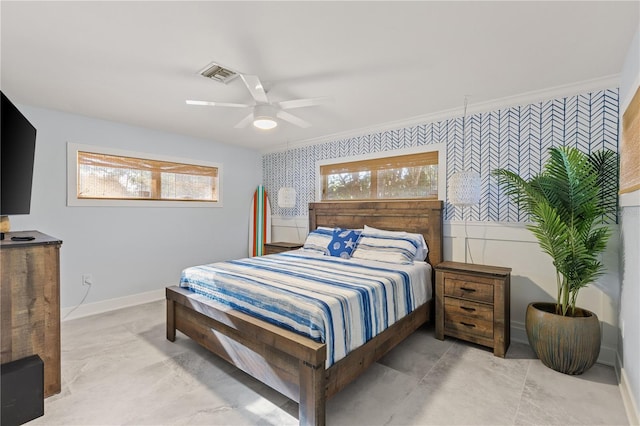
[460,306,476,312]
[460,321,476,328]
[460,287,477,293]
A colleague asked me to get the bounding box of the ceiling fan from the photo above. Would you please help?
[186,63,330,130]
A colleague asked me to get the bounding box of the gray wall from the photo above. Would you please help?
[9,106,262,309]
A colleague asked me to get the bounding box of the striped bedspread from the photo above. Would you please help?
[179,250,431,367]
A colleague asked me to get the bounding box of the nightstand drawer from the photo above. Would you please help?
[444,277,494,303]
[444,310,493,340]
[444,297,493,322]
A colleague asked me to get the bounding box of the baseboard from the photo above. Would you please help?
[617,355,640,425]
[511,320,529,346]
[511,321,617,367]
[61,288,165,322]
[595,344,617,367]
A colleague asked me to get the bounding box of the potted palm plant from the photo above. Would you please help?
[493,146,617,375]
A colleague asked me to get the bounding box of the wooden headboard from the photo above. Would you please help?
[308,200,443,267]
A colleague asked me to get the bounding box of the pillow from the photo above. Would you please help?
[363,225,428,261]
[327,228,361,259]
[351,233,417,264]
[302,227,334,255]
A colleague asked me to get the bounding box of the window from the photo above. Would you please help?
[320,150,439,201]
[68,143,222,207]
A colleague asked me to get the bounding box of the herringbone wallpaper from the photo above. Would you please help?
[263,88,619,222]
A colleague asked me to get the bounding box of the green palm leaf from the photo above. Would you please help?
[492,146,618,316]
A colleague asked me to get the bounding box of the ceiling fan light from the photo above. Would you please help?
[253,117,278,130]
[252,104,278,130]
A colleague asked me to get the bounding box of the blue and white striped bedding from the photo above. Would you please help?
[179,250,431,367]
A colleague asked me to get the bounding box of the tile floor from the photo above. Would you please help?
[33,300,629,425]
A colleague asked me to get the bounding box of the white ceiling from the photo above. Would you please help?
[1,1,638,152]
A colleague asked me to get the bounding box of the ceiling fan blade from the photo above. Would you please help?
[234,113,254,129]
[240,74,269,104]
[276,110,311,128]
[276,96,332,110]
[186,100,250,108]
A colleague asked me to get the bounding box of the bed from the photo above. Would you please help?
[166,200,443,425]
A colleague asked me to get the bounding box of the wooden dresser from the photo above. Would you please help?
[264,241,303,255]
[1,231,62,397]
[434,261,511,357]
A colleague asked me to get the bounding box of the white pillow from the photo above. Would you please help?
[362,225,428,261]
[301,227,334,255]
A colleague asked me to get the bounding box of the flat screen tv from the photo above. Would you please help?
[1,91,37,216]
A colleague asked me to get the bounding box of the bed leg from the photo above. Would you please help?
[166,298,176,342]
[298,360,325,426]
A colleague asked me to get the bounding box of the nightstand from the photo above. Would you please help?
[434,261,511,357]
[264,241,303,255]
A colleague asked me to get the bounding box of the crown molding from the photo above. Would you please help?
[260,74,620,154]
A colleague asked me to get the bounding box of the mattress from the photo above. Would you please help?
[179,250,431,366]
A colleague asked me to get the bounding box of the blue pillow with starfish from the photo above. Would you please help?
[327,228,361,259]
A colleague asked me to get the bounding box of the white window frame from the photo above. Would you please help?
[315,144,446,202]
[67,142,223,207]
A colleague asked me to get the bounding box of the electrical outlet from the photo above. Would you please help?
[82,274,93,286]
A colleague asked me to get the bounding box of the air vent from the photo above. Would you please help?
[198,62,239,84]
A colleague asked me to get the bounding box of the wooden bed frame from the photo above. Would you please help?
[166,200,443,425]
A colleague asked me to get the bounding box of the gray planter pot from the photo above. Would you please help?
[525,302,600,375]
